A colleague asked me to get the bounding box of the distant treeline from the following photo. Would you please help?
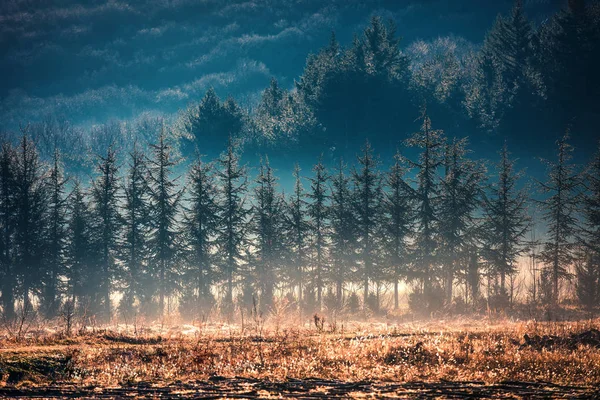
[13,0,600,170]
[0,108,599,322]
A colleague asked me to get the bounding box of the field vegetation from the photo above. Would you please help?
[1,308,600,398]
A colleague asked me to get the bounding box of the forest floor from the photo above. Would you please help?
[1,315,600,398]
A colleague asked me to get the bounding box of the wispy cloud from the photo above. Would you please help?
[0,60,271,130]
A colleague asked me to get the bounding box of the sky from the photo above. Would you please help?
[0,0,560,132]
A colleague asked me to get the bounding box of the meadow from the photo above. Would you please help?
[1,309,599,398]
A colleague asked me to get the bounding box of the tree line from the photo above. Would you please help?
[1,0,599,322]
[23,1,600,173]
[1,109,599,323]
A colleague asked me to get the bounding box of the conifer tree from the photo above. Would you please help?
[66,180,94,311]
[147,127,183,317]
[538,133,579,307]
[484,1,536,94]
[482,142,529,300]
[13,134,47,310]
[251,158,285,311]
[352,141,383,310]
[329,159,356,309]
[574,246,599,312]
[383,150,413,310]
[120,143,151,315]
[91,144,121,320]
[180,155,219,317]
[181,89,247,158]
[285,164,309,304]
[467,0,540,131]
[0,142,16,319]
[578,142,600,310]
[216,139,248,314]
[538,0,600,127]
[438,138,484,304]
[405,111,445,309]
[307,157,329,310]
[42,149,68,318]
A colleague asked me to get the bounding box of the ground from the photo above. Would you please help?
[1,314,600,398]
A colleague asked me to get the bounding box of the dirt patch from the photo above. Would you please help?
[519,329,600,350]
[0,353,76,385]
[102,333,164,345]
[0,378,597,399]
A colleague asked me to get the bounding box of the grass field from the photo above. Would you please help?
[1,313,600,398]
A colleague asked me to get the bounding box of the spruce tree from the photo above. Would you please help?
[405,111,445,310]
[181,89,247,158]
[482,142,529,301]
[147,127,183,317]
[352,141,383,311]
[216,138,248,314]
[383,150,413,310]
[307,157,329,310]
[469,0,540,131]
[329,159,356,309]
[42,149,69,318]
[538,133,579,307]
[0,142,16,319]
[285,164,309,305]
[13,134,47,310]
[66,180,94,311]
[578,142,600,310]
[181,155,219,318]
[90,144,121,321]
[438,138,484,305]
[251,158,285,311]
[120,143,151,316]
[574,246,599,312]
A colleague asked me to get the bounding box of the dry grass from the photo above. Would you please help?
[1,316,600,389]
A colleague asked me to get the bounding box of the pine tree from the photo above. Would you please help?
[482,142,529,301]
[42,148,69,318]
[485,1,536,93]
[216,138,248,314]
[147,127,183,317]
[66,180,95,311]
[120,143,151,316]
[181,89,247,158]
[537,0,600,128]
[438,138,484,305]
[0,142,16,319]
[469,0,541,131]
[574,246,599,312]
[91,144,121,320]
[352,141,383,311]
[251,158,285,311]
[285,164,309,305]
[329,159,356,309]
[383,150,413,310]
[180,155,219,318]
[13,134,47,310]
[405,111,445,310]
[578,141,600,310]
[307,157,329,310]
[538,132,579,307]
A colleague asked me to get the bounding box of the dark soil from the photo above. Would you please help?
[0,378,598,399]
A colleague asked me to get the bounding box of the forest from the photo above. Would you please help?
[0,0,599,326]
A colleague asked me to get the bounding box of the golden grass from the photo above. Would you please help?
[1,317,599,388]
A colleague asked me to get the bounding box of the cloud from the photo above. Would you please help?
[0,60,272,130]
